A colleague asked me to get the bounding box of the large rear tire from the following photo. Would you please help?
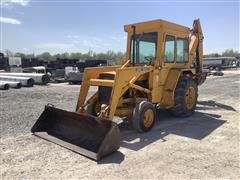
[170,75,198,117]
[132,101,156,132]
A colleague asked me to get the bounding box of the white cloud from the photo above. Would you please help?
[82,39,110,49]
[0,0,30,7]
[36,43,74,49]
[21,47,31,52]
[0,16,21,24]
[73,35,79,39]
[82,40,101,48]
[111,36,127,41]
[67,34,79,39]
[111,36,117,40]
[67,35,109,49]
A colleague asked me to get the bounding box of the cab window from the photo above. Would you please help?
[131,32,157,64]
[164,35,175,62]
[176,38,188,63]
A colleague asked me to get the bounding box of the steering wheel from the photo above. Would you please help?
[144,56,154,62]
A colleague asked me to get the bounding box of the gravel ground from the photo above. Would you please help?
[1,70,240,179]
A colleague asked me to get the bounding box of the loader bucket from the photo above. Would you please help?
[31,105,120,160]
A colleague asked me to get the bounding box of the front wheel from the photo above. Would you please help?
[85,101,101,116]
[132,101,156,132]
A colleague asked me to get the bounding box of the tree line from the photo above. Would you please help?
[12,50,125,65]
[4,49,239,65]
[203,49,239,58]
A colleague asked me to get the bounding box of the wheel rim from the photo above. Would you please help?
[143,109,154,128]
[185,86,196,110]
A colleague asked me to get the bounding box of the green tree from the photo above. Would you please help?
[5,50,14,57]
[36,52,53,61]
[114,51,125,65]
[70,52,82,59]
[203,53,221,58]
[14,52,26,58]
[61,52,70,59]
[53,53,62,59]
[96,53,108,60]
[222,49,239,57]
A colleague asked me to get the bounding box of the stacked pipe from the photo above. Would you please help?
[0,82,10,90]
[0,76,34,87]
[0,81,22,89]
[0,73,50,85]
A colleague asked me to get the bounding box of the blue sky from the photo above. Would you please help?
[0,0,239,55]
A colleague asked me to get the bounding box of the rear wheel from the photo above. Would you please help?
[132,101,156,132]
[170,75,198,117]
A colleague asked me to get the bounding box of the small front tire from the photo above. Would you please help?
[132,101,156,132]
[85,101,101,116]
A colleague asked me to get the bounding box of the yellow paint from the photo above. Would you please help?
[185,86,196,110]
[75,19,205,121]
[143,109,154,128]
[90,79,114,87]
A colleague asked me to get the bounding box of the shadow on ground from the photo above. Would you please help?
[120,104,228,152]
[96,101,233,164]
[98,151,125,164]
[98,101,232,164]
[99,108,226,164]
[197,100,236,111]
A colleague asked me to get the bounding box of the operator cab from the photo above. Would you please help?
[124,19,191,67]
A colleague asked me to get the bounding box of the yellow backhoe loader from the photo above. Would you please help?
[31,19,207,160]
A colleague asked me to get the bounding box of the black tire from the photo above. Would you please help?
[73,81,80,85]
[170,75,198,117]
[132,101,156,132]
[85,101,101,116]
[215,66,221,71]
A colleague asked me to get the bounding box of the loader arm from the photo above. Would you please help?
[76,66,120,112]
[108,66,153,120]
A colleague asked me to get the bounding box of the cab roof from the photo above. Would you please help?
[124,19,191,34]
